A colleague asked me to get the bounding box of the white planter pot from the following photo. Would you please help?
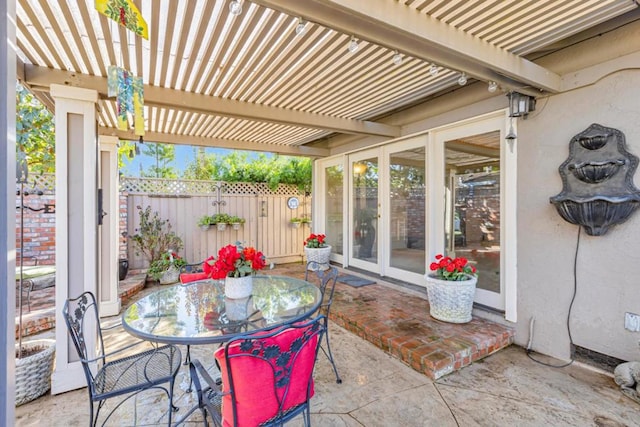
[424,274,477,323]
[231,223,242,230]
[291,221,301,229]
[304,245,332,270]
[225,275,253,299]
[159,267,179,285]
[15,339,55,406]
[216,223,227,231]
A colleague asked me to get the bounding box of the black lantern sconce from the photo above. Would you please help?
[507,91,536,118]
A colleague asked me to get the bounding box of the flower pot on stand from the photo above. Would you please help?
[424,274,477,323]
[225,275,253,299]
[304,245,332,270]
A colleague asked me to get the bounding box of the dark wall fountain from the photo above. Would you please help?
[550,123,640,236]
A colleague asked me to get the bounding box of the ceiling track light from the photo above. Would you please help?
[429,64,439,76]
[348,36,359,53]
[229,0,242,16]
[488,81,498,92]
[295,18,306,35]
[392,50,402,65]
[457,72,467,86]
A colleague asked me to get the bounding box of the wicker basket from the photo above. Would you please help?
[304,245,332,270]
[425,274,477,323]
[15,339,55,406]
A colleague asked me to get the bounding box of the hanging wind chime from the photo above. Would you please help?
[96,0,148,138]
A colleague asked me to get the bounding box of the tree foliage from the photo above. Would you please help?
[182,150,312,192]
[16,84,55,173]
[141,142,178,178]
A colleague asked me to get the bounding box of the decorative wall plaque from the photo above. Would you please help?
[550,123,640,236]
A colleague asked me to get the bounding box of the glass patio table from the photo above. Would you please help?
[122,275,322,345]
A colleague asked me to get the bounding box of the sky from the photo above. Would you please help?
[120,144,231,177]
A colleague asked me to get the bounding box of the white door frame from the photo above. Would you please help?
[381,135,428,284]
[429,111,517,320]
[314,156,348,266]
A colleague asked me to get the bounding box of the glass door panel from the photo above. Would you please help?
[444,131,502,304]
[389,147,426,275]
[351,154,379,270]
[324,164,343,256]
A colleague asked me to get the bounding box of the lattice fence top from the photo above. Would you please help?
[121,177,303,196]
[14,174,304,196]
[15,173,55,195]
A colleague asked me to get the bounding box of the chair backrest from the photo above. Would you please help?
[305,262,339,315]
[214,315,326,426]
[62,292,105,385]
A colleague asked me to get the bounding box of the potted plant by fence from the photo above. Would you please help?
[131,205,184,283]
[301,216,311,227]
[304,233,331,270]
[290,217,303,228]
[211,213,231,231]
[198,215,214,231]
[424,254,478,323]
[148,251,187,285]
[203,242,267,299]
[228,215,245,230]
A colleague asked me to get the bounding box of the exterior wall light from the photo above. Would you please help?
[508,91,536,118]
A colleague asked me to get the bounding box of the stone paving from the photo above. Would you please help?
[14,263,640,426]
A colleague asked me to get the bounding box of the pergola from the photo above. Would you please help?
[3,0,640,420]
[15,0,638,156]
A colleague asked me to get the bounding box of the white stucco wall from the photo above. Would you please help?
[516,68,640,361]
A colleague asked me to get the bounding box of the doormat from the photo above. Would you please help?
[337,274,375,287]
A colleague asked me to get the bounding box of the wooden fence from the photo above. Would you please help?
[123,178,312,269]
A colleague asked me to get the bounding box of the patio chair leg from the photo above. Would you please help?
[323,323,342,384]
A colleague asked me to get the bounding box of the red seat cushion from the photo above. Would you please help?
[214,326,318,426]
[179,272,209,284]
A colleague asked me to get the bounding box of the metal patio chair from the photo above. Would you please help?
[305,261,342,383]
[63,291,182,427]
[186,315,326,427]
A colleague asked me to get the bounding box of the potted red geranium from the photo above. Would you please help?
[204,242,266,298]
[303,233,331,270]
[424,254,478,324]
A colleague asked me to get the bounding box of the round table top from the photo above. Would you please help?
[122,275,322,345]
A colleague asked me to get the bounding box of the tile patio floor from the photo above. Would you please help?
[14,263,639,426]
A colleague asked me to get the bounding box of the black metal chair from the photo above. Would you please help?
[305,261,342,384]
[63,291,182,427]
[187,315,326,427]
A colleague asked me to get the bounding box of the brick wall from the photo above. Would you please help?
[15,193,56,265]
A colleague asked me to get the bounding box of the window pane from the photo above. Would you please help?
[389,148,425,274]
[325,164,343,255]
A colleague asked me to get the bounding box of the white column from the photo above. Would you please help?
[98,136,121,317]
[1,0,17,420]
[51,84,99,394]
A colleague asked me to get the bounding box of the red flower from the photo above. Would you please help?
[203,243,266,279]
[428,253,477,281]
[304,233,328,248]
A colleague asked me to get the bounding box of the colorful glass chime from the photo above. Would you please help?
[107,66,144,135]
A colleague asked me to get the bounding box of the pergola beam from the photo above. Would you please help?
[21,63,400,139]
[253,0,562,95]
[100,127,330,158]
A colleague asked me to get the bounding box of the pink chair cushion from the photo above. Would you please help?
[214,326,318,426]
[179,272,209,284]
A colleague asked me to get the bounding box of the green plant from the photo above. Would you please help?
[147,251,187,280]
[428,254,477,281]
[304,233,327,248]
[228,215,245,224]
[198,215,214,227]
[300,216,311,224]
[290,217,303,223]
[131,205,184,264]
[211,213,232,225]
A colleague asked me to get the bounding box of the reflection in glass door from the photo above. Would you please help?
[444,131,502,307]
[351,154,378,269]
[324,163,343,256]
[389,147,426,275]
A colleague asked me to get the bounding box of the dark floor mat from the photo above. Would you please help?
[337,274,375,287]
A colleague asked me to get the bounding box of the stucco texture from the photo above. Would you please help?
[517,69,640,362]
